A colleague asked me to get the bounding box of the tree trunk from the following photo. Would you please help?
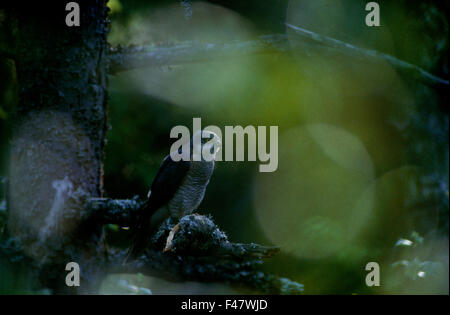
[7,1,109,293]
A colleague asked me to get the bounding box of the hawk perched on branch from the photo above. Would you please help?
[125,130,221,262]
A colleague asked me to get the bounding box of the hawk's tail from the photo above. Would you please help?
[123,200,164,265]
[123,224,151,265]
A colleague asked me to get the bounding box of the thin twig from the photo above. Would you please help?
[285,23,449,87]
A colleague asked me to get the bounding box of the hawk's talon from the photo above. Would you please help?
[163,223,181,253]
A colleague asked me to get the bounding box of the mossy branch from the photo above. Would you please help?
[107,34,288,74]
[86,197,143,226]
[106,213,301,294]
[108,27,448,87]
[110,248,303,294]
[90,199,302,293]
[1,197,303,294]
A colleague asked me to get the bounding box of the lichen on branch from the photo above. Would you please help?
[108,27,449,87]
[86,198,303,294]
[1,196,303,294]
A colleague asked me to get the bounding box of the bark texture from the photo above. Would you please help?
[7,1,109,293]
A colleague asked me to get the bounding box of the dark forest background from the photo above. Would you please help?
[0,0,448,294]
